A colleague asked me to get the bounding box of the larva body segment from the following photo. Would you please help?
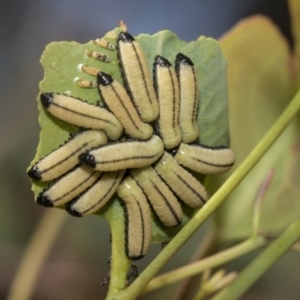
[153,56,182,149]
[117,176,152,260]
[130,166,182,227]
[79,135,164,172]
[175,53,200,143]
[174,143,235,174]
[117,32,159,122]
[154,152,207,208]
[67,170,125,217]
[40,93,123,140]
[27,130,107,181]
[97,72,153,140]
[36,166,101,207]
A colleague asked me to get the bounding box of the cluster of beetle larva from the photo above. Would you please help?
[27,31,235,260]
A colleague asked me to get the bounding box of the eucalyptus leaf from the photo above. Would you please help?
[28,27,229,243]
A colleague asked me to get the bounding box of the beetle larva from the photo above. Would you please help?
[117,32,159,122]
[174,143,235,174]
[27,130,107,181]
[175,53,200,143]
[153,55,182,149]
[67,170,125,216]
[117,176,152,260]
[97,71,153,140]
[130,166,182,227]
[36,166,101,207]
[40,93,123,140]
[154,152,207,208]
[79,135,164,172]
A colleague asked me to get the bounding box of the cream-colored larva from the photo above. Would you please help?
[79,135,164,172]
[175,53,200,143]
[93,38,116,51]
[40,93,123,140]
[117,176,152,260]
[154,152,208,208]
[117,32,159,122]
[130,166,182,227]
[27,130,107,181]
[153,55,182,149]
[97,72,153,140]
[36,166,101,207]
[174,143,235,174]
[87,50,111,63]
[67,170,125,217]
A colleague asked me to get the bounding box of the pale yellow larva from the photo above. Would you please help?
[97,71,153,140]
[79,135,164,172]
[174,143,235,174]
[40,93,123,140]
[117,176,152,260]
[117,32,159,122]
[153,55,182,149]
[27,130,107,181]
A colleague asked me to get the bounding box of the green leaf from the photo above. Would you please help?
[213,15,300,242]
[28,27,229,243]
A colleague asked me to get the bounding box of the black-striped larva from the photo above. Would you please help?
[36,166,101,207]
[117,176,152,260]
[27,130,107,181]
[40,93,123,140]
[154,152,207,208]
[97,71,153,140]
[174,143,235,174]
[87,50,111,63]
[117,32,159,122]
[153,55,182,149]
[130,166,182,227]
[175,53,200,143]
[79,135,164,172]
[67,170,125,217]
[93,38,116,51]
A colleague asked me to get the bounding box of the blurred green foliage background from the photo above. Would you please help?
[1,0,299,299]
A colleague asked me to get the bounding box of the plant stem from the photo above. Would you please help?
[114,88,300,300]
[142,237,266,294]
[7,210,67,300]
[212,216,300,300]
[105,202,132,299]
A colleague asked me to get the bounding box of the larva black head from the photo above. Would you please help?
[97,71,113,86]
[78,152,96,168]
[154,55,171,68]
[118,32,135,43]
[40,93,54,108]
[27,165,42,181]
[66,204,82,217]
[175,53,194,66]
[36,194,53,207]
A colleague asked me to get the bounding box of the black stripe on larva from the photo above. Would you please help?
[97,71,113,86]
[51,171,98,204]
[98,75,141,132]
[189,156,235,168]
[78,152,96,168]
[149,179,181,225]
[41,93,53,108]
[193,143,229,150]
[43,94,117,126]
[82,172,123,214]
[90,153,161,166]
[118,32,135,43]
[173,171,206,204]
[117,32,155,111]
[36,194,53,207]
